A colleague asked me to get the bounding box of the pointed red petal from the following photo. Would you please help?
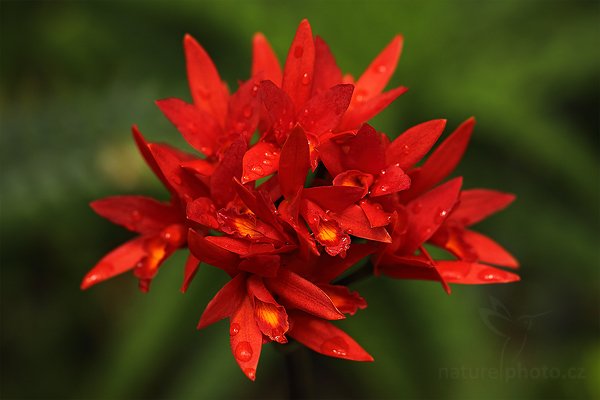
[344,124,387,175]
[181,159,216,177]
[148,143,207,200]
[403,177,463,254]
[377,255,449,292]
[259,80,296,141]
[247,275,289,343]
[332,205,392,243]
[386,119,447,170]
[298,84,354,135]
[184,34,228,124]
[210,136,246,207]
[359,200,392,228]
[267,269,344,320]
[156,98,221,156]
[288,311,373,362]
[239,255,280,278]
[436,261,520,284]
[188,229,239,276]
[462,230,519,268]
[229,296,263,381]
[181,253,200,293]
[301,200,350,257]
[407,117,475,198]
[312,36,343,95]
[81,237,147,289]
[132,125,170,189]
[90,196,180,235]
[302,185,364,213]
[451,189,516,226]
[279,126,310,200]
[340,86,408,131]
[282,19,315,111]
[225,79,261,142]
[252,33,282,85]
[197,273,246,329]
[318,284,367,316]
[205,236,251,255]
[186,197,219,229]
[370,164,411,197]
[318,139,345,177]
[241,142,280,184]
[354,35,403,102]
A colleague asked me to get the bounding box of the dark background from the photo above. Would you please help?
[1,1,598,398]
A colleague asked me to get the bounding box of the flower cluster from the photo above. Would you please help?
[82,20,519,380]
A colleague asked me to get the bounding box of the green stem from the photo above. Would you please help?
[333,261,374,286]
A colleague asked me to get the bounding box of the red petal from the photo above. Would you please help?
[210,137,246,207]
[186,197,219,229]
[181,159,216,177]
[406,117,475,199]
[279,126,310,200]
[197,273,246,329]
[225,79,261,142]
[344,124,387,175]
[450,189,516,226]
[301,200,350,257]
[259,80,296,141]
[217,208,284,243]
[354,35,403,103]
[156,98,221,156]
[386,119,447,170]
[187,229,239,276]
[90,196,180,235]
[132,125,170,189]
[184,34,228,124]
[340,86,407,131]
[148,143,207,201]
[229,296,263,381]
[288,311,373,361]
[403,177,462,254]
[312,36,343,95]
[377,254,449,292]
[302,185,364,213]
[247,275,289,342]
[181,253,200,293]
[282,19,315,112]
[332,170,374,198]
[318,284,367,316]
[297,84,354,135]
[267,269,344,320]
[359,200,392,228]
[462,230,519,268]
[332,205,392,243]
[370,164,411,197]
[205,236,251,255]
[252,33,282,85]
[81,237,147,289]
[318,139,345,177]
[241,142,280,184]
[314,242,379,283]
[436,261,520,284]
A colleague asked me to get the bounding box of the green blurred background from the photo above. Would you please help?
[1,1,598,399]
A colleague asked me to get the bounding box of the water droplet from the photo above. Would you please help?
[355,89,368,103]
[230,323,240,336]
[131,210,142,221]
[252,85,259,96]
[251,165,264,175]
[262,159,272,166]
[234,341,253,362]
[294,45,304,58]
[376,64,388,74]
[303,108,309,115]
[374,203,382,210]
[200,146,210,154]
[320,336,349,357]
[244,368,256,380]
[402,144,410,155]
[273,335,287,343]
[346,229,354,235]
[394,162,400,167]
[264,151,273,159]
[380,169,386,175]
[288,121,294,129]
[379,185,389,192]
[242,175,251,182]
[411,202,423,214]
[478,270,496,281]
[243,106,253,118]
[301,73,310,85]
[434,209,448,224]
[272,151,279,156]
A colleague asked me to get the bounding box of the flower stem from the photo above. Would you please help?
[280,341,314,399]
[333,261,374,286]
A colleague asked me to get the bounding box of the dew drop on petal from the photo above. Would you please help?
[244,368,256,380]
[234,341,253,362]
[379,185,389,192]
[320,336,349,357]
[301,73,311,85]
[376,64,388,74]
[251,85,259,96]
[251,165,264,175]
[402,145,410,155]
[262,159,272,166]
[131,210,142,221]
[411,202,423,214]
[243,106,253,119]
[294,45,304,58]
[230,323,240,336]
[242,175,251,183]
[380,169,386,175]
[346,229,354,235]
